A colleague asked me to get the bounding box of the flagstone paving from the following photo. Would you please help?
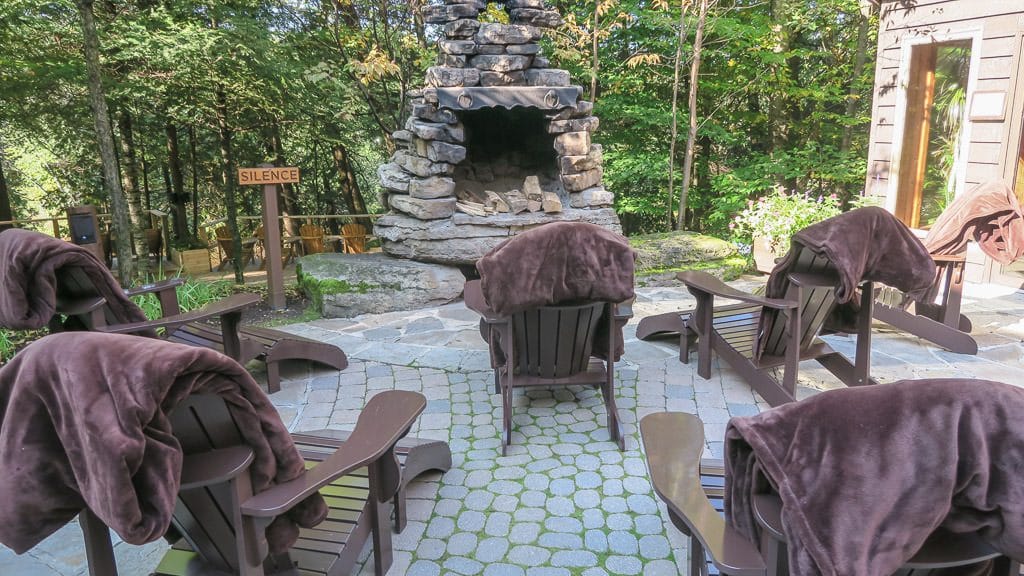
[3,277,1023,575]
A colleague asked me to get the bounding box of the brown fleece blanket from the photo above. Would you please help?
[0,228,149,332]
[0,332,326,555]
[923,181,1024,264]
[725,379,1024,576]
[474,222,635,363]
[767,207,936,304]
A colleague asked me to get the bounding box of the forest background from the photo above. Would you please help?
[0,0,878,282]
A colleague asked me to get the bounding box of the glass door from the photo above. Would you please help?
[896,41,972,228]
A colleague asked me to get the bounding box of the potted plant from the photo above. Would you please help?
[731,190,842,272]
[170,236,212,275]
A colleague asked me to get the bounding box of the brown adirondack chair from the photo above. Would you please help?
[465,222,636,454]
[80,388,450,576]
[340,223,368,254]
[253,224,296,269]
[216,225,256,271]
[64,273,347,394]
[0,228,346,394]
[465,279,632,454]
[299,224,328,254]
[640,411,1020,576]
[677,251,877,406]
[639,207,945,406]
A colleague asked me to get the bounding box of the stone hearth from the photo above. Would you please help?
[375,0,620,266]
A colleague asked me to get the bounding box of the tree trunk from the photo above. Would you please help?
[666,0,689,229]
[410,0,427,48]
[0,140,13,230]
[678,0,709,230]
[188,125,199,238]
[265,124,301,235]
[77,0,133,283]
[215,86,244,284]
[590,5,600,102]
[140,133,151,211]
[841,6,871,153]
[165,121,189,241]
[117,109,151,279]
[332,142,367,215]
[769,0,792,188]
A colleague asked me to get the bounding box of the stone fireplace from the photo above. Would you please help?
[375,0,620,266]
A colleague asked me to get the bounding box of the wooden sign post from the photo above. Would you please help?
[238,164,300,310]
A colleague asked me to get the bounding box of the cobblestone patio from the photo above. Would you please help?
[3,277,1023,575]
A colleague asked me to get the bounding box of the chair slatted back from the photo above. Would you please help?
[759,247,839,358]
[341,224,367,254]
[511,302,605,379]
[300,224,326,255]
[167,394,249,573]
[215,226,239,260]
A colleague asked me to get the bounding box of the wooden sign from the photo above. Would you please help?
[238,166,300,185]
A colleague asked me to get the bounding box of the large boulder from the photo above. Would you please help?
[629,231,746,287]
[297,253,465,317]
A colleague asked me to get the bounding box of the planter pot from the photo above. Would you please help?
[172,247,211,275]
[752,236,783,274]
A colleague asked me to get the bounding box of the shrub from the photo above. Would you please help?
[731,190,842,252]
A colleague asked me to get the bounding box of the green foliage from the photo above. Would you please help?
[131,278,233,320]
[731,190,843,252]
[0,0,879,245]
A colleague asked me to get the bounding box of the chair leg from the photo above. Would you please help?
[689,535,707,576]
[80,509,118,576]
[691,295,714,380]
[368,460,394,576]
[393,489,407,533]
[501,372,513,456]
[265,361,281,395]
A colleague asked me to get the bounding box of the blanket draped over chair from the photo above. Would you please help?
[0,332,327,555]
[763,207,937,334]
[0,228,148,332]
[923,181,1024,264]
[767,206,937,304]
[475,221,635,362]
[725,379,1024,576]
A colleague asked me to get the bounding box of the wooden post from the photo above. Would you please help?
[262,173,285,310]
[238,164,300,311]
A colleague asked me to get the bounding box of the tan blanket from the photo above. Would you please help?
[0,332,326,555]
[923,181,1024,264]
[726,379,1024,575]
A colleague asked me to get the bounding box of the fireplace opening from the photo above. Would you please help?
[453,107,560,199]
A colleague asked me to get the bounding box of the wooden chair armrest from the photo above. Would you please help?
[678,271,798,310]
[55,295,106,317]
[96,293,259,334]
[464,279,506,322]
[124,278,185,298]
[786,271,839,289]
[640,413,766,574]
[931,253,966,264]
[240,390,426,518]
[180,446,255,491]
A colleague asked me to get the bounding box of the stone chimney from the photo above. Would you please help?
[375,0,620,265]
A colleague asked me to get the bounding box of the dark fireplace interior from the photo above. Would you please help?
[453,107,560,197]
